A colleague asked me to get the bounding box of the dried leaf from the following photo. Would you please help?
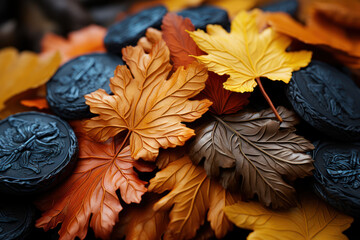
[224,194,353,240]
[189,107,314,208]
[207,0,257,17]
[156,147,186,169]
[84,34,212,161]
[41,25,106,64]
[20,98,49,110]
[149,156,240,239]
[162,13,249,115]
[35,122,154,240]
[111,194,169,240]
[0,47,60,111]
[263,6,360,59]
[188,9,312,93]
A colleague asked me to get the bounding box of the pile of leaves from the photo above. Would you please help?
[0,1,357,240]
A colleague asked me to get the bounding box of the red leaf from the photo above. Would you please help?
[161,13,250,115]
[35,121,154,240]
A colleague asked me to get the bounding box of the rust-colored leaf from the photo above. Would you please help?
[0,47,60,114]
[149,156,241,239]
[111,194,169,240]
[20,98,49,110]
[84,32,211,161]
[162,13,249,115]
[41,25,106,64]
[263,4,360,59]
[189,107,314,209]
[35,122,154,240]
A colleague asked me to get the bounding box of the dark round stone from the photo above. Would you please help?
[178,5,230,31]
[312,141,360,216]
[261,0,298,17]
[46,53,123,119]
[104,6,168,54]
[0,200,35,240]
[0,112,78,195]
[287,60,360,140]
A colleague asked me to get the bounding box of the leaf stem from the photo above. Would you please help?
[255,77,282,122]
[115,131,131,157]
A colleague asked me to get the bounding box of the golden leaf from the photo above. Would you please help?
[148,156,240,239]
[0,47,60,111]
[224,194,353,240]
[84,35,212,161]
[188,9,312,93]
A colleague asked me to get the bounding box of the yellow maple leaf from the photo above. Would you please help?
[0,47,60,112]
[84,34,212,161]
[224,194,353,240]
[188,9,312,93]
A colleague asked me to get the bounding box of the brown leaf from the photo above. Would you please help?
[84,33,211,161]
[41,25,106,64]
[111,194,169,240]
[224,193,353,240]
[0,47,60,113]
[189,107,314,209]
[149,156,240,239]
[35,122,154,240]
[161,13,250,115]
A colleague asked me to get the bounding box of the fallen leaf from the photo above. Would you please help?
[263,5,360,59]
[35,121,154,240]
[156,147,186,169]
[111,194,169,240]
[189,106,314,208]
[188,9,312,93]
[162,13,250,115]
[20,98,49,110]
[41,25,106,64]
[224,194,353,240]
[207,0,257,17]
[84,33,212,161]
[0,47,60,111]
[149,156,240,239]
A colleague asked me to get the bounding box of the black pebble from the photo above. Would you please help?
[312,140,360,217]
[0,199,35,240]
[0,112,78,195]
[46,53,123,120]
[261,0,298,17]
[178,5,230,31]
[287,60,360,140]
[104,6,168,54]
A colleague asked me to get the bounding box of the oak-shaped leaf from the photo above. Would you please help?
[148,156,240,239]
[35,122,154,240]
[224,194,353,240]
[0,47,60,114]
[189,106,314,209]
[161,13,249,115]
[84,36,212,161]
[188,9,312,93]
[41,25,106,64]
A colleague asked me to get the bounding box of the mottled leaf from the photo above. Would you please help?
[189,106,314,208]
[84,33,211,161]
[35,122,154,240]
[224,194,353,240]
[188,9,312,93]
[149,156,240,239]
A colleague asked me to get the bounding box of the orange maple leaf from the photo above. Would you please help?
[161,13,249,115]
[41,25,106,64]
[84,34,212,161]
[35,122,154,240]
